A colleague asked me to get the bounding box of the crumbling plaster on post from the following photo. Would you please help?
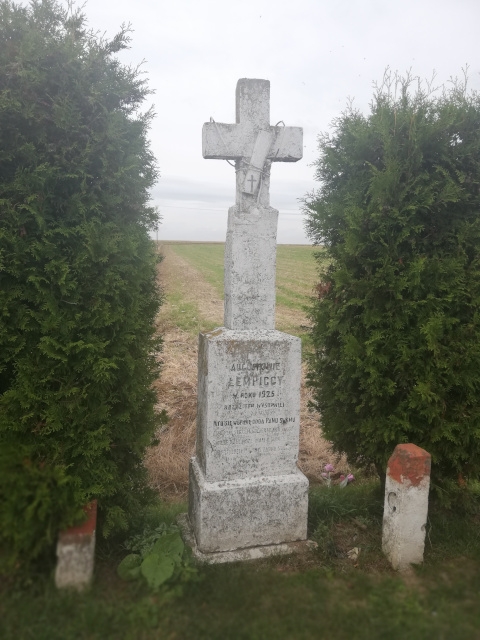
[382,444,431,571]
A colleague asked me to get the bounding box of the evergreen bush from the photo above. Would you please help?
[0,0,165,565]
[305,71,480,486]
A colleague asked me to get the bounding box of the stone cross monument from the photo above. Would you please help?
[203,79,303,330]
[187,79,308,562]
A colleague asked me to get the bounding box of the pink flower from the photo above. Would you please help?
[324,464,334,473]
[321,472,328,479]
[347,474,355,483]
[339,474,345,481]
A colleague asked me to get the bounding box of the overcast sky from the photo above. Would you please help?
[31,1,480,242]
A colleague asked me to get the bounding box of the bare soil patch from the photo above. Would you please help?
[145,244,347,501]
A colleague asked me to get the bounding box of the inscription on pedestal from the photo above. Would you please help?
[196,329,301,483]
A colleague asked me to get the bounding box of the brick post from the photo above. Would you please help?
[382,444,431,570]
[55,500,97,590]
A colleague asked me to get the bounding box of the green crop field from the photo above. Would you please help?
[167,242,226,296]
[275,245,322,309]
[166,242,321,311]
[162,242,324,345]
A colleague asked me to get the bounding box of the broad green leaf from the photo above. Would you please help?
[140,553,175,590]
[152,532,184,561]
[117,554,142,581]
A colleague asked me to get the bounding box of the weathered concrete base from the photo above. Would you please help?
[55,533,96,590]
[178,513,309,564]
[189,457,308,554]
[55,501,97,591]
[191,328,308,558]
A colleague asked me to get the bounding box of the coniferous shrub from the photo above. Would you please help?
[0,0,165,564]
[305,71,480,486]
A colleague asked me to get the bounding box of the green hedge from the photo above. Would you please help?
[305,71,480,486]
[0,0,165,565]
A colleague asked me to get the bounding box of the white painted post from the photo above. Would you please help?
[55,500,97,590]
[382,444,431,570]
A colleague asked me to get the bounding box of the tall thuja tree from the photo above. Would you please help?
[305,71,480,488]
[0,0,165,564]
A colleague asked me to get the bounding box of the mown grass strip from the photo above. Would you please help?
[164,243,326,350]
[166,243,322,311]
[168,243,225,297]
[2,483,480,640]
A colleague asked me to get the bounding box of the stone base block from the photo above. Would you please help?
[188,456,308,554]
[177,513,309,564]
[55,533,95,590]
[196,328,302,483]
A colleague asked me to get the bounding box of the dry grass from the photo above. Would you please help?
[145,325,197,499]
[145,243,348,501]
[144,247,201,500]
[298,362,348,482]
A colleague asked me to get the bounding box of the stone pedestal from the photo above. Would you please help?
[188,329,308,558]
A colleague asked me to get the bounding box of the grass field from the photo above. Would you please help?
[168,242,319,303]
[2,483,480,640]
[162,242,322,341]
[2,242,480,639]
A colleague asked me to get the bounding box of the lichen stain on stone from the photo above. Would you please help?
[198,340,209,377]
[225,341,254,356]
[207,328,224,338]
[387,443,431,487]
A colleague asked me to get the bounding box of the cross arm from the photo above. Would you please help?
[202,122,247,159]
[269,126,303,162]
[203,121,303,163]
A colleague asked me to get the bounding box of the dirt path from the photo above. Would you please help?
[157,245,223,327]
[145,244,347,501]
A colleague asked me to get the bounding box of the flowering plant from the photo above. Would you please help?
[321,464,355,488]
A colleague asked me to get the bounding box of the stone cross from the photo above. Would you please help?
[203,79,302,209]
[186,79,308,563]
[202,79,303,330]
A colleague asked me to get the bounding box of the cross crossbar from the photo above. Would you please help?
[203,122,303,161]
[202,79,303,163]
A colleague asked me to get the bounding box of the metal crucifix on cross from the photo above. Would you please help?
[202,79,303,211]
